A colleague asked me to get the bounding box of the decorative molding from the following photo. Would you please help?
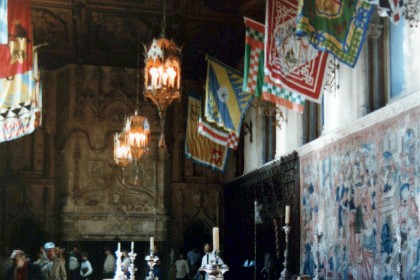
[298,90,420,156]
[88,15,152,51]
[225,151,299,189]
[31,0,248,71]
[32,7,72,49]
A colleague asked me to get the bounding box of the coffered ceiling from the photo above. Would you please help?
[32,0,265,80]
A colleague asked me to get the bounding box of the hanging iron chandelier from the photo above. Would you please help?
[144,0,182,148]
[114,43,150,167]
[114,111,150,167]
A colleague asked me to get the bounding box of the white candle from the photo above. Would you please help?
[118,242,121,252]
[162,72,169,86]
[213,227,220,251]
[131,241,134,251]
[149,68,159,88]
[285,205,290,224]
[150,237,154,252]
[167,67,177,88]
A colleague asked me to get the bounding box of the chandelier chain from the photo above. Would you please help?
[161,0,167,38]
[136,41,141,109]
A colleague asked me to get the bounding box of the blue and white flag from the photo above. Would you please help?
[205,56,252,134]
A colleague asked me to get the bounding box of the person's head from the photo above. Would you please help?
[72,244,79,255]
[81,252,88,260]
[55,246,63,257]
[10,250,26,268]
[178,252,184,259]
[122,249,128,257]
[44,242,56,260]
[203,243,211,253]
[104,247,111,255]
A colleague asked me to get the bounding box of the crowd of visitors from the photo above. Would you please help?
[0,242,107,280]
[0,241,221,280]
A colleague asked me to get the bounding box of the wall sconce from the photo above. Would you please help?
[243,121,253,142]
[251,99,287,129]
[324,58,339,97]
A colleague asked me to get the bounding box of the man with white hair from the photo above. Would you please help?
[6,249,44,280]
[41,242,67,280]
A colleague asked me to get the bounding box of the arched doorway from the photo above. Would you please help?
[183,220,211,253]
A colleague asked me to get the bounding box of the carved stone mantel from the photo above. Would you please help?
[55,64,169,241]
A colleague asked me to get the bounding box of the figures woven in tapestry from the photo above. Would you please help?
[300,106,420,279]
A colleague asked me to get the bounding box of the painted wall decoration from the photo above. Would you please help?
[300,106,420,280]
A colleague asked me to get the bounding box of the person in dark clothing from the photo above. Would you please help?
[6,249,44,280]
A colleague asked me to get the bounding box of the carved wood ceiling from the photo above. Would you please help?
[32,0,265,80]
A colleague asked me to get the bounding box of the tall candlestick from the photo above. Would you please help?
[150,237,154,252]
[115,242,124,280]
[213,227,220,251]
[285,205,290,224]
[131,241,134,251]
[280,224,291,280]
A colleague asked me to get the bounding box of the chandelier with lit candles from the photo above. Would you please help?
[144,0,182,148]
[114,43,151,167]
[114,111,150,167]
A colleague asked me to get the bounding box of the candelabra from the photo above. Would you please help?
[114,245,126,280]
[201,251,229,279]
[395,233,402,280]
[128,247,137,280]
[145,250,159,280]
[280,224,291,280]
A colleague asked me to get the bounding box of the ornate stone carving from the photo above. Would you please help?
[170,183,222,245]
[55,64,167,240]
[89,15,152,51]
[32,8,71,48]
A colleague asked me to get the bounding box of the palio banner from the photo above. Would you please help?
[0,0,33,78]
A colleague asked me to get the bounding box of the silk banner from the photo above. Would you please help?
[265,0,329,103]
[205,56,252,134]
[185,94,229,172]
[0,0,33,78]
[296,0,374,67]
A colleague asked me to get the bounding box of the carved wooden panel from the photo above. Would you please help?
[170,182,223,249]
[224,151,300,279]
[32,7,72,49]
[31,0,263,77]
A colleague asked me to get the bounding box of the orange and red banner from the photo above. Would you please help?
[185,93,229,172]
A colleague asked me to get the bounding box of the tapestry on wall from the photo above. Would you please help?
[300,106,420,279]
